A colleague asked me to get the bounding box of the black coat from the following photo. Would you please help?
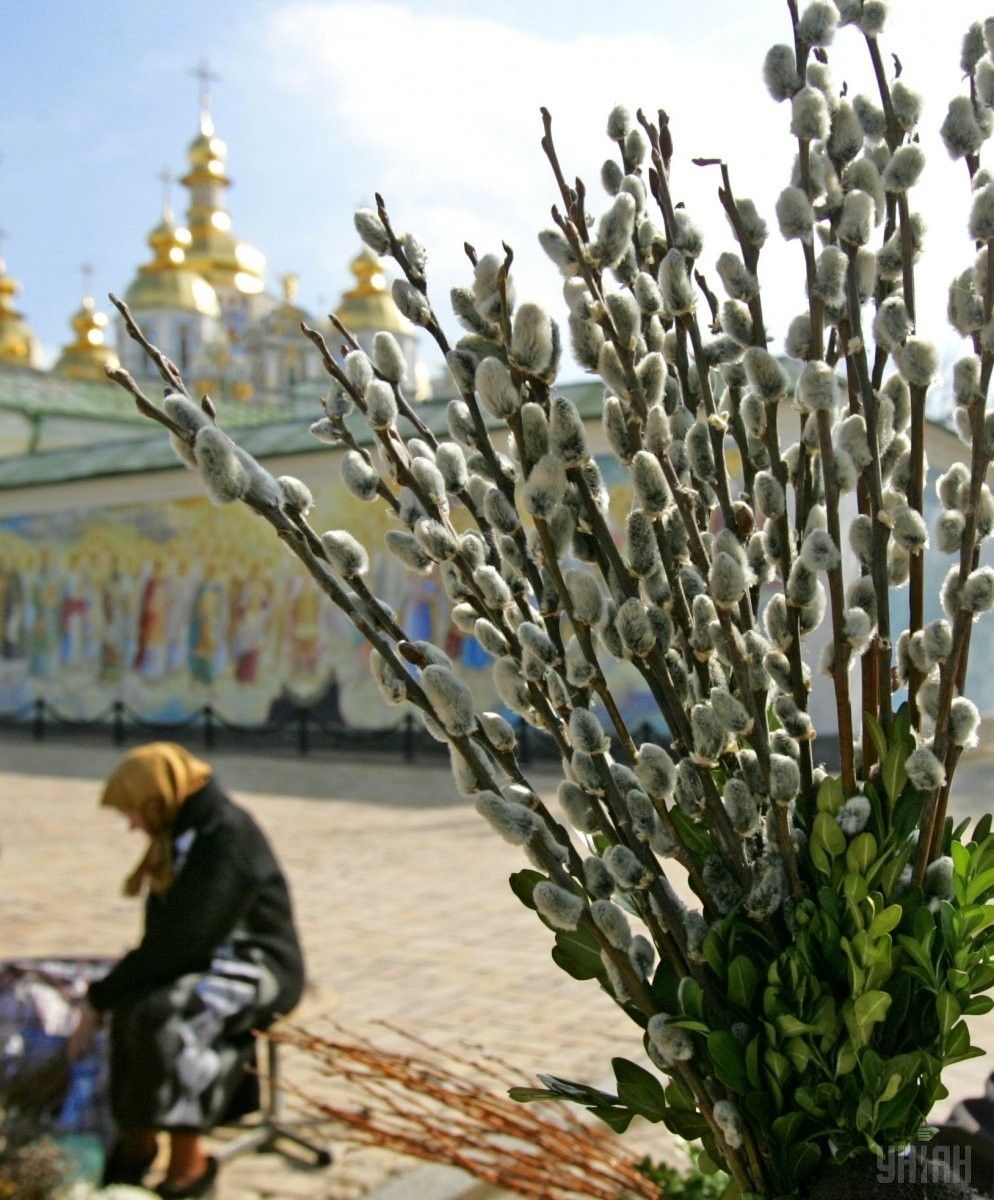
[89,777,305,1020]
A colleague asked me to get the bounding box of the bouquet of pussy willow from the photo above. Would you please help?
[109,3,994,1196]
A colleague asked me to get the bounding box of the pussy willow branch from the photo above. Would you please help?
[272,1022,660,1200]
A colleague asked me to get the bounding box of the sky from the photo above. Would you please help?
[0,0,988,380]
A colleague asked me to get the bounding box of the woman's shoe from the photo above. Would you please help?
[101,1142,157,1186]
[156,1155,219,1199]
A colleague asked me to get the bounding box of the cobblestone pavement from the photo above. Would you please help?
[1,736,992,1199]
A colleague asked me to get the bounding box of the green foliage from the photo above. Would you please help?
[510,706,994,1186]
[636,1146,730,1200]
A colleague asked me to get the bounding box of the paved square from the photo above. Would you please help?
[0,735,991,1198]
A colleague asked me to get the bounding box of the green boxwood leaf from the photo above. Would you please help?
[847,833,878,874]
[882,744,908,805]
[508,869,547,910]
[936,990,960,1035]
[868,904,903,939]
[587,1104,636,1132]
[853,990,892,1038]
[612,1058,668,1122]
[772,1111,807,1144]
[728,954,760,1008]
[707,1031,749,1092]
[863,712,887,765]
[967,867,994,904]
[551,928,603,981]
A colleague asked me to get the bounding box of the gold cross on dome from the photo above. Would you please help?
[189,58,221,115]
[156,167,175,220]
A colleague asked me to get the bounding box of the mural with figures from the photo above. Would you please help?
[0,455,658,729]
[4,447,991,730]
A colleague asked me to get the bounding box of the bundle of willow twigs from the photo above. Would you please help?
[271,1022,660,1200]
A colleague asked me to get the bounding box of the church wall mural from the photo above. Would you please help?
[4,449,994,731]
[0,455,656,730]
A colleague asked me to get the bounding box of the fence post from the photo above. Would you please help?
[297,706,310,756]
[519,718,530,765]
[403,711,415,762]
[32,697,45,741]
[203,704,216,751]
[113,700,125,746]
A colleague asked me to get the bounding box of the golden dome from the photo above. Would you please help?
[124,214,220,317]
[0,259,39,367]
[53,294,119,381]
[333,246,413,336]
[180,112,265,296]
[259,272,311,338]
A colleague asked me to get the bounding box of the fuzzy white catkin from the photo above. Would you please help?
[829,101,864,165]
[754,472,785,520]
[475,791,541,846]
[744,347,788,401]
[511,303,555,375]
[365,380,398,431]
[897,339,939,388]
[815,245,848,304]
[603,844,649,893]
[646,1014,694,1065]
[193,427,248,504]
[799,0,838,45]
[558,779,598,833]
[533,882,585,931]
[776,186,815,242]
[594,193,637,269]
[354,207,390,254]
[635,743,676,799]
[941,96,986,161]
[837,796,871,836]
[632,451,669,512]
[962,567,994,612]
[905,746,946,791]
[420,665,476,736]
[164,393,209,436]
[627,510,660,577]
[890,79,922,132]
[341,450,381,502]
[950,697,981,749]
[769,753,800,804]
[616,597,656,658]
[414,518,459,562]
[838,190,874,245]
[565,569,605,626]
[475,358,520,419]
[659,249,695,315]
[523,453,568,519]
[549,396,590,466]
[791,86,830,140]
[392,278,431,325]
[882,144,925,192]
[434,443,468,494]
[800,529,841,572]
[372,332,407,383]
[321,530,369,577]
[590,899,633,948]
[797,360,838,411]
[764,44,800,101]
[716,252,758,301]
[872,296,911,352]
[970,185,994,243]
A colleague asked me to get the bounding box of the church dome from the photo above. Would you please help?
[334,246,413,337]
[53,293,119,381]
[258,273,311,338]
[0,258,39,367]
[180,112,266,296]
[124,214,220,317]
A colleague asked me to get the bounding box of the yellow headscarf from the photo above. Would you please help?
[101,742,213,896]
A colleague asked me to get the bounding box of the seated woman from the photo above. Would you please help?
[70,742,305,1199]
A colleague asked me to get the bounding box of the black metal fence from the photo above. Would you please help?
[0,697,566,764]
